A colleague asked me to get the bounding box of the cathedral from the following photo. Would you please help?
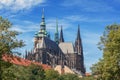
[25,9,86,75]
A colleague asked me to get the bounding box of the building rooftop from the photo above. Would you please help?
[2,54,51,70]
[59,42,75,54]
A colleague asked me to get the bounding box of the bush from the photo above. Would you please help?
[45,69,59,80]
[58,73,80,80]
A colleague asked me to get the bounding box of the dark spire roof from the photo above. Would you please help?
[75,24,82,54]
[77,25,81,41]
[25,50,28,59]
[59,26,64,43]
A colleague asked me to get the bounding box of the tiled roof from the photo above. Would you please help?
[85,73,91,76]
[2,54,51,70]
[38,37,60,53]
[59,42,75,54]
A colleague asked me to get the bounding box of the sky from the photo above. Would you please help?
[0,0,120,72]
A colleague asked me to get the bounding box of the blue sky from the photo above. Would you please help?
[0,0,120,72]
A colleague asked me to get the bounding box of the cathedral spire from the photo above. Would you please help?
[59,26,64,43]
[54,18,59,44]
[75,25,82,54]
[40,8,46,31]
[75,25,85,74]
[77,25,81,42]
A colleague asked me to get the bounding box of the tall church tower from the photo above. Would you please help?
[34,8,50,52]
[59,26,64,43]
[75,25,85,74]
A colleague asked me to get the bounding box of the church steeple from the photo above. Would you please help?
[40,8,46,31]
[75,25,82,54]
[34,8,49,38]
[59,26,64,43]
[75,25,85,74]
[54,19,59,44]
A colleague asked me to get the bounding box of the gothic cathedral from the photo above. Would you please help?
[25,9,86,75]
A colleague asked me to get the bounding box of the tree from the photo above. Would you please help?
[58,73,80,80]
[90,59,104,79]
[91,24,120,80]
[2,64,29,80]
[28,64,45,80]
[82,76,94,80]
[45,69,59,80]
[2,64,46,80]
[0,16,25,80]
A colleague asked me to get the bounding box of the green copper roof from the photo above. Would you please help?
[54,18,59,44]
[34,9,50,38]
[56,18,58,33]
[40,21,45,26]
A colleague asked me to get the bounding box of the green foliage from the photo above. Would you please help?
[0,16,25,55]
[58,73,80,80]
[45,69,59,80]
[2,63,96,80]
[2,65,29,80]
[91,24,120,80]
[90,59,104,76]
[82,76,95,80]
[2,64,45,80]
[0,16,25,80]
[28,64,45,80]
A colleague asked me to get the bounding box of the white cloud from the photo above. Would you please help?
[61,0,114,12]
[64,15,88,22]
[83,32,101,45]
[46,18,71,31]
[81,31,103,72]
[82,30,102,56]
[10,18,70,33]
[62,15,113,23]
[10,20,39,32]
[11,26,26,32]
[0,0,46,11]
